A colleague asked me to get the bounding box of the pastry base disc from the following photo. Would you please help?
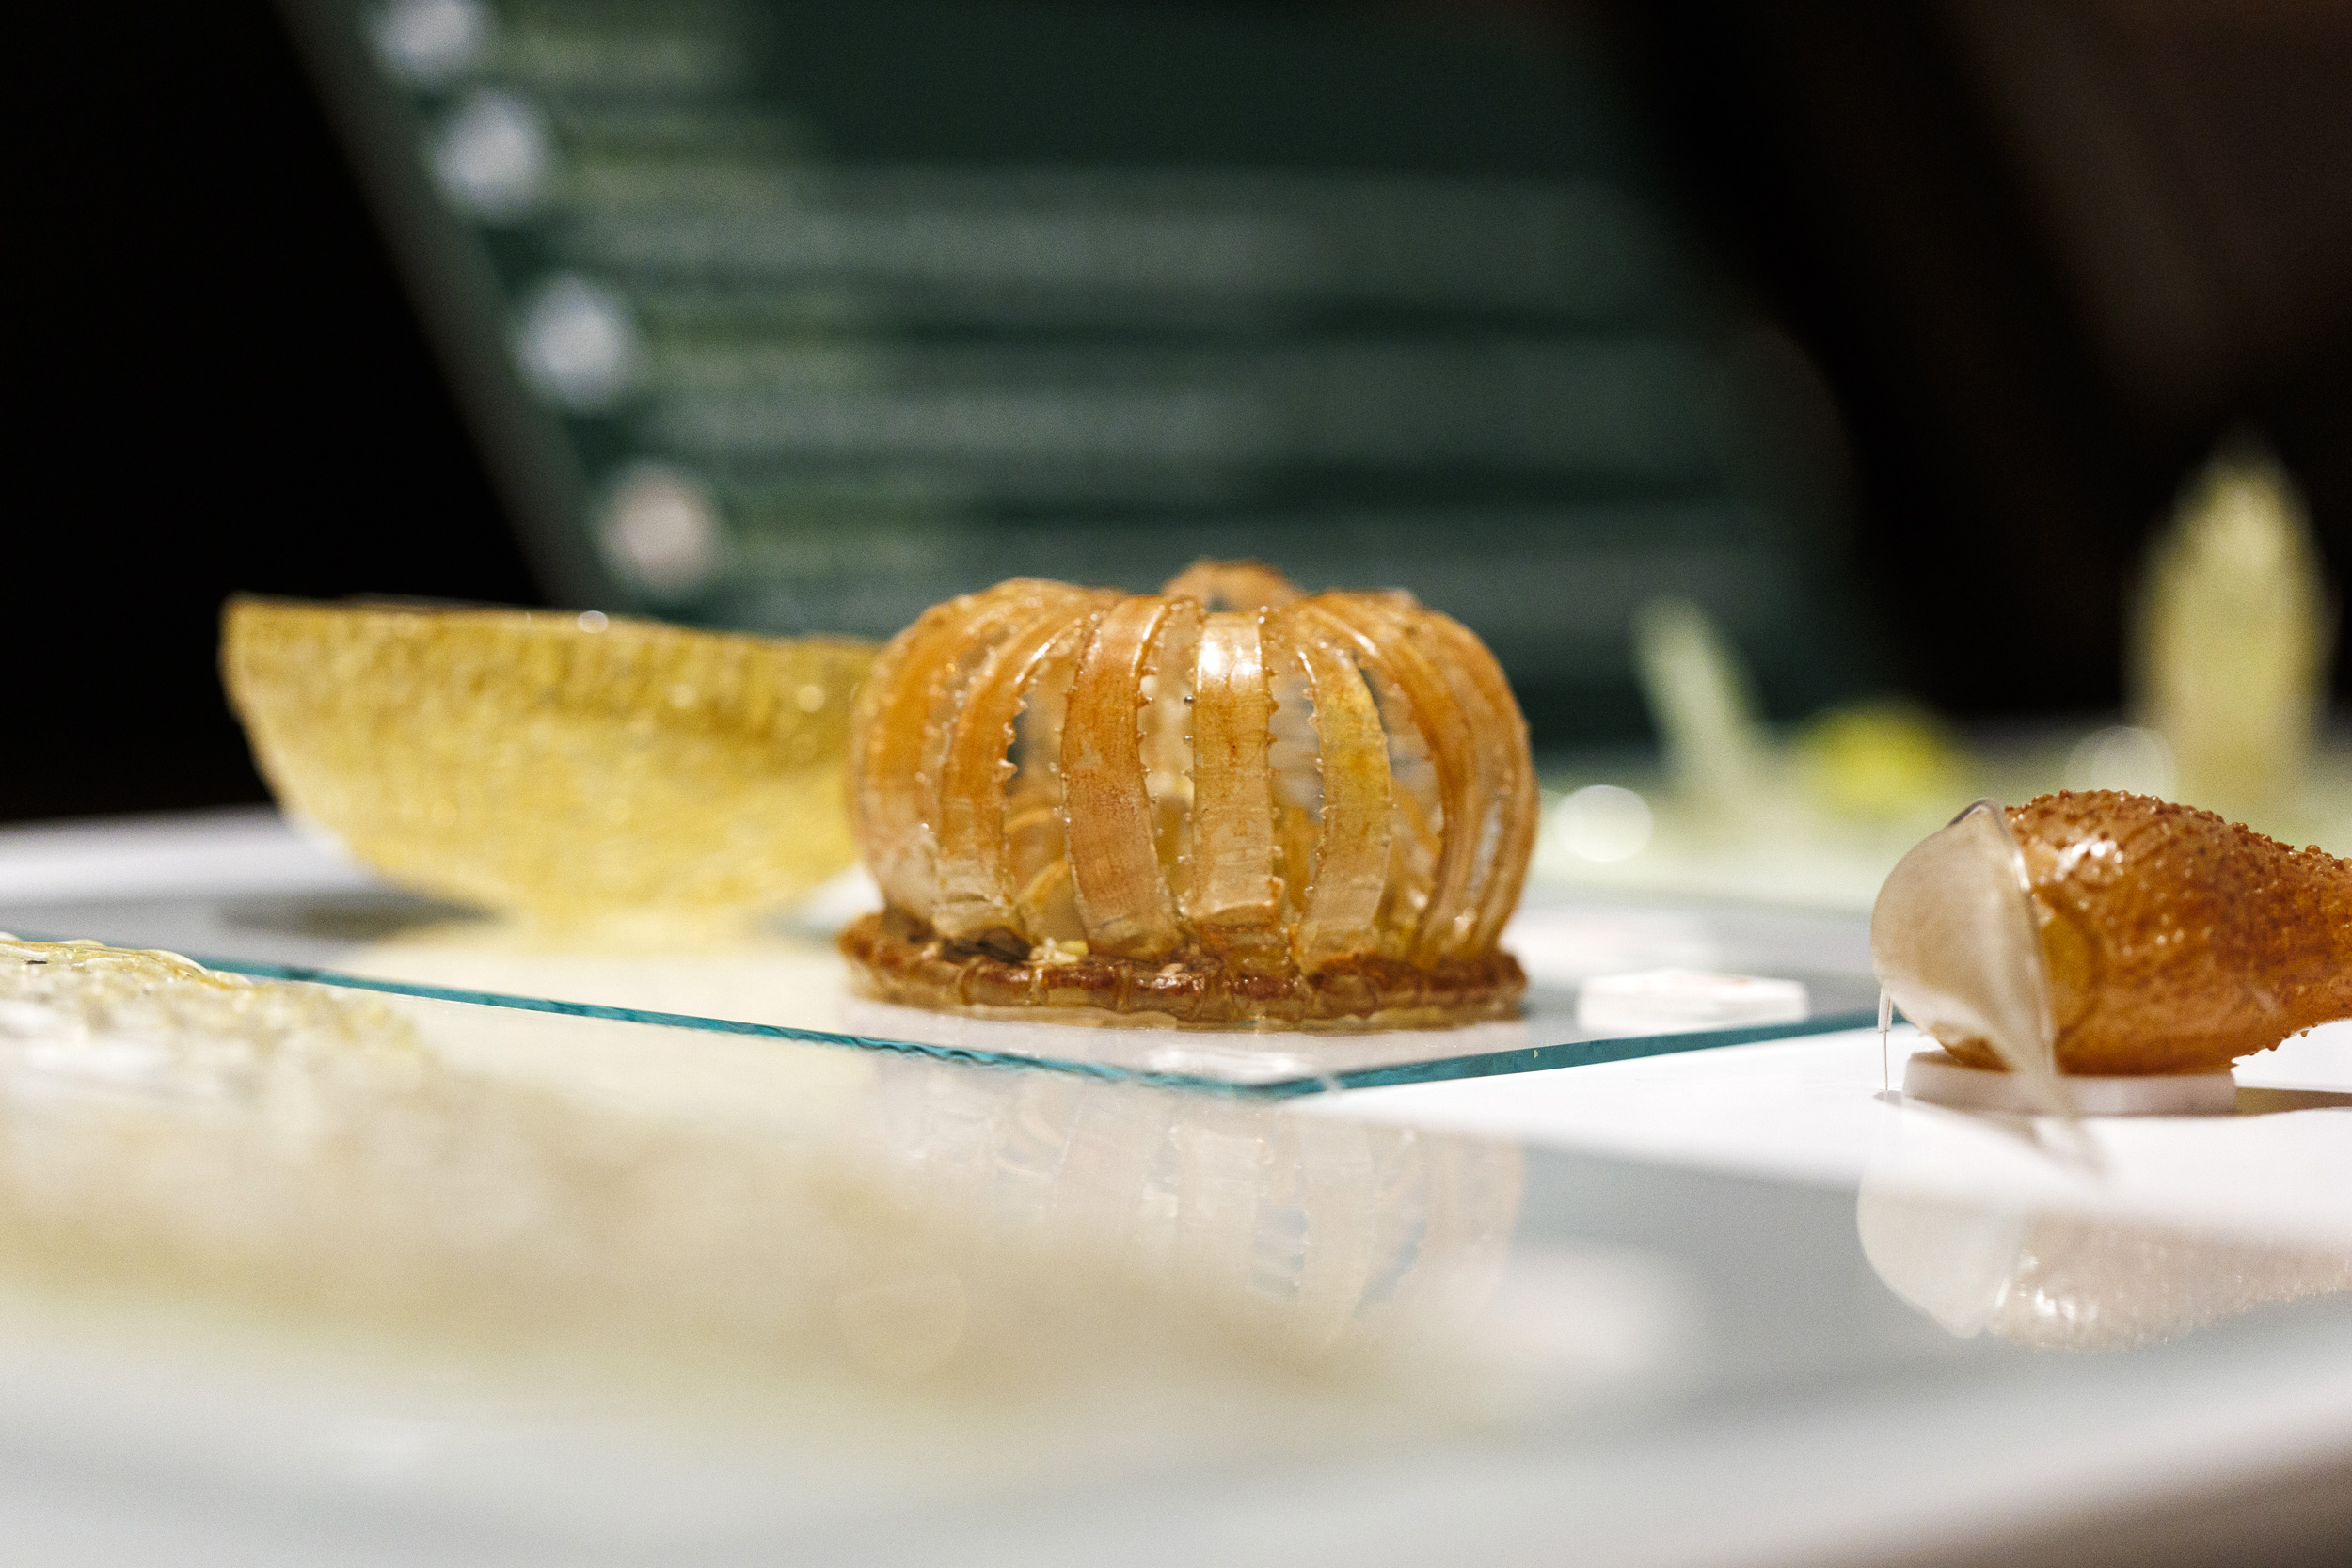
[839,911,1525,1031]
[1901,1050,2236,1117]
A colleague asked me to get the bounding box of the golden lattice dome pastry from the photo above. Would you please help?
[838,562,1536,1029]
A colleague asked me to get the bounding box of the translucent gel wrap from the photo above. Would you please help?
[1872,801,2075,1119]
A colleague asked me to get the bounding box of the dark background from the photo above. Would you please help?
[12,0,2348,824]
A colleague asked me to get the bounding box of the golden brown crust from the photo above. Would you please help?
[1942,791,2351,1074]
[839,911,1525,1032]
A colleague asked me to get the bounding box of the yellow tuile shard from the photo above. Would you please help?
[221,598,874,929]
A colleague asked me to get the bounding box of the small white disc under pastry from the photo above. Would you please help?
[1901,1050,2237,1117]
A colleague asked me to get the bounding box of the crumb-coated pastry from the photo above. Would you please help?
[837,562,1536,1029]
[1880,789,2350,1079]
[1954,791,2350,1075]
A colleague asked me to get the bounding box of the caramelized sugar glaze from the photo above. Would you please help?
[1945,791,2352,1075]
[838,564,1537,1028]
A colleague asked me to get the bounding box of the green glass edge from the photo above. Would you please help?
[166,950,1879,1101]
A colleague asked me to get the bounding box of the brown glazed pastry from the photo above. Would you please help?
[838,562,1536,1029]
[1953,792,2350,1075]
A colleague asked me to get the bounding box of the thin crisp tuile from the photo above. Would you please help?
[1368,673,1444,955]
[1063,596,1183,958]
[1186,610,1282,948]
[1279,610,1393,970]
[1141,601,1203,915]
[849,593,976,895]
[1005,626,1090,942]
[1313,596,1486,963]
[853,581,1085,912]
[1420,611,1537,952]
[932,607,1102,942]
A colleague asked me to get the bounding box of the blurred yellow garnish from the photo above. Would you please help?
[1793,701,1968,822]
[222,598,874,928]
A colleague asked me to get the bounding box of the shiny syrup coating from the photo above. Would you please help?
[1949,792,2351,1074]
[838,563,1538,1029]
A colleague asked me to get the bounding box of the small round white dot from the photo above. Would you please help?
[370,0,489,87]
[1554,784,1653,863]
[431,90,549,220]
[597,464,723,597]
[515,275,638,410]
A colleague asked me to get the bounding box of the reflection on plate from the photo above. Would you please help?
[1857,1183,2352,1352]
[1,937,1708,1474]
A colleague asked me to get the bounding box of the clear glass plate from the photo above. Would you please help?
[1,884,1879,1095]
[186,955,1877,1095]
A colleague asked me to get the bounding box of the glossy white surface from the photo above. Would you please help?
[2,809,2347,1567]
[0,807,371,902]
[1319,1022,2352,1247]
[1573,968,1809,1033]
